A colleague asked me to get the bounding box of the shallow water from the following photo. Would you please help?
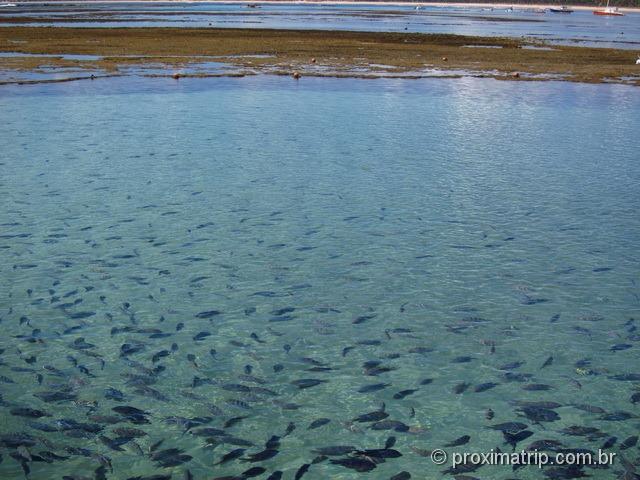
[1,2,639,48]
[0,76,639,479]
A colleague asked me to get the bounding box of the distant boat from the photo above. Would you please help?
[549,6,574,13]
[593,0,624,16]
[0,3,17,6]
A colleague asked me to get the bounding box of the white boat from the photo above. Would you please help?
[593,0,624,16]
[0,3,17,7]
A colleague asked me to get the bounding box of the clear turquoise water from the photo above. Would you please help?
[0,76,639,479]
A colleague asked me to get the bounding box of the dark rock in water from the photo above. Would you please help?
[330,457,377,472]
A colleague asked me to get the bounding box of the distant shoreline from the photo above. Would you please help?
[9,1,640,13]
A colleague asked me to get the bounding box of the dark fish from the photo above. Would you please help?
[242,449,278,462]
[571,404,605,414]
[600,411,635,421]
[390,472,411,480]
[113,406,149,416]
[242,467,266,478]
[620,435,638,449]
[518,406,560,423]
[291,379,327,389]
[308,418,331,430]
[193,332,211,341]
[609,373,640,381]
[452,382,470,394]
[353,315,376,325]
[358,383,390,393]
[354,409,388,423]
[214,448,245,465]
[474,382,498,393]
[312,446,356,456]
[294,464,310,480]
[393,389,418,400]
[487,422,528,434]
[331,457,377,472]
[600,437,617,449]
[541,356,553,368]
[370,420,409,432]
[499,361,525,370]
[356,448,402,460]
[224,416,248,429]
[34,391,77,403]
[10,407,50,418]
[445,435,470,447]
[503,430,533,451]
[195,310,222,319]
[522,383,552,391]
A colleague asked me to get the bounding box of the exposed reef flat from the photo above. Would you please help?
[0,27,638,85]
